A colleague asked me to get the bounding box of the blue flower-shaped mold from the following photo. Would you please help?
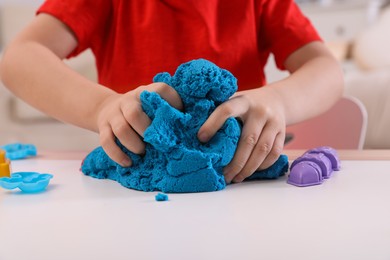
[0,172,53,193]
[0,143,37,160]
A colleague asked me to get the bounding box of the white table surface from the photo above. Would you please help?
[1,156,390,260]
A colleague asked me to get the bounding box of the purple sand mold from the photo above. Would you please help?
[291,153,333,179]
[306,146,340,171]
[287,146,340,187]
[287,161,323,187]
[81,59,288,193]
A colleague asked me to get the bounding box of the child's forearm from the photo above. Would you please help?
[0,41,113,132]
[267,42,344,125]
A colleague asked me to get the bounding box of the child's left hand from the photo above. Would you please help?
[197,86,286,183]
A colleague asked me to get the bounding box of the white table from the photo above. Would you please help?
[1,151,390,260]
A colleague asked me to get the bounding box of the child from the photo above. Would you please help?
[0,0,343,184]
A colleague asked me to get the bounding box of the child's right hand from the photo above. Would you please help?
[96,82,183,167]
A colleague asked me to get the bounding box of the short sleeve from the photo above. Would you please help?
[37,0,111,57]
[259,0,322,70]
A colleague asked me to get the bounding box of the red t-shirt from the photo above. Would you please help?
[38,0,321,93]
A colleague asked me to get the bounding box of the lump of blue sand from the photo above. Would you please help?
[81,59,288,193]
[155,193,169,201]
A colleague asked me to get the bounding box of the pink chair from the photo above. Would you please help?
[284,96,368,150]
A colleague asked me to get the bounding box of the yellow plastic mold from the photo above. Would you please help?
[0,149,11,177]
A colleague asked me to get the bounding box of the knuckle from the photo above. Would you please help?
[272,144,283,156]
[253,103,271,118]
[131,87,145,100]
[112,123,129,137]
[268,147,281,161]
[219,104,235,118]
[124,90,137,100]
[244,134,258,147]
[137,85,147,91]
[257,142,272,154]
[99,132,112,148]
[154,82,170,93]
[125,105,141,121]
[239,95,252,106]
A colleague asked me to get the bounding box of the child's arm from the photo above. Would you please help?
[197,42,344,183]
[0,14,182,167]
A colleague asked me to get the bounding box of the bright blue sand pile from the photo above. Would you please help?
[81,59,288,193]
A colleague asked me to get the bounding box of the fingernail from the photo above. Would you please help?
[224,176,232,184]
[121,158,132,167]
[224,168,233,184]
[198,131,209,143]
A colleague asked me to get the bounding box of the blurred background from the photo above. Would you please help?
[1,0,390,151]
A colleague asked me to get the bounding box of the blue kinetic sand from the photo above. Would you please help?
[0,172,53,193]
[81,59,288,193]
[155,193,169,201]
[0,143,37,160]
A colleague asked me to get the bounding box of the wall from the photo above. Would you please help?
[0,0,43,5]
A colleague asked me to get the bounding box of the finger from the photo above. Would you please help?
[121,102,151,137]
[257,131,285,170]
[224,115,265,184]
[100,124,132,167]
[197,97,249,143]
[147,82,184,111]
[231,123,279,183]
[110,116,145,155]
